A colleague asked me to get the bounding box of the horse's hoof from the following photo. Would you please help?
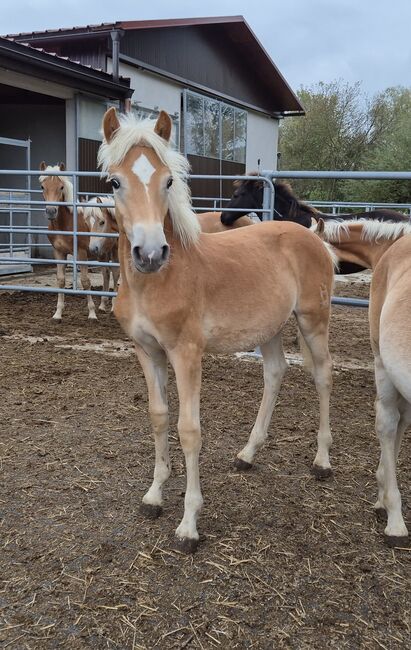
[384,534,409,548]
[174,536,199,554]
[311,465,333,480]
[52,317,62,324]
[98,305,107,312]
[234,457,253,471]
[140,503,163,519]
[88,315,98,322]
[374,507,387,523]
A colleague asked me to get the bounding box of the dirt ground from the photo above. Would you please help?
[0,273,410,649]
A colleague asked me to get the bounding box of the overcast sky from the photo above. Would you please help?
[2,0,410,97]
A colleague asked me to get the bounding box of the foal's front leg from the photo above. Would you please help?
[77,249,97,320]
[99,263,110,312]
[169,346,203,553]
[53,250,66,322]
[135,344,170,517]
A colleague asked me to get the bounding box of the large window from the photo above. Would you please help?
[184,91,247,163]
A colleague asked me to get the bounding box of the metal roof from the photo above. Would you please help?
[0,37,132,99]
[4,16,303,115]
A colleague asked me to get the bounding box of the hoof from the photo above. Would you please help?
[174,536,199,554]
[98,305,107,312]
[88,315,98,322]
[374,507,387,523]
[311,465,333,480]
[384,534,409,548]
[234,457,253,471]
[140,503,163,519]
[52,317,62,324]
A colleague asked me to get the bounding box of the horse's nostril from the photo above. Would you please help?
[161,245,170,262]
[132,246,142,263]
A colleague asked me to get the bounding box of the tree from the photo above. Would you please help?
[278,82,411,204]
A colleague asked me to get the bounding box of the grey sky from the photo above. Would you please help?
[2,0,410,96]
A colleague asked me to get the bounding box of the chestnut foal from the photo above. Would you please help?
[84,196,120,312]
[39,162,96,322]
[317,217,411,545]
[98,108,335,552]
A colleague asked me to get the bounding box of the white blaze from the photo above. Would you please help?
[132,154,156,189]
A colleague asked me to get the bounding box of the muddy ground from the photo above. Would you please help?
[0,273,410,649]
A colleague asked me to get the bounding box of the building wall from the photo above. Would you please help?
[246,111,279,172]
[112,60,181,116]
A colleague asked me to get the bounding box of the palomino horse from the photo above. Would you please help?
[316,218,411,545]
[197,211,255,233]
[221,175,409,273]
[98,107,335,552]
[84,196,120,312]
[39,163,97,322]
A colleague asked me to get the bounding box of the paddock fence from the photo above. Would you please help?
[0,168,410,308]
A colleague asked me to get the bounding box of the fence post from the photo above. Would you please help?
[72,172,78,290]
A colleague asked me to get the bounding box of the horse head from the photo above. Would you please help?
[220,173,264,226]
[39,161,72,221]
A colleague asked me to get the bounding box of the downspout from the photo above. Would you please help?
[110,29,126,110]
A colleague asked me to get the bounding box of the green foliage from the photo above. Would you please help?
[278,82,411,205]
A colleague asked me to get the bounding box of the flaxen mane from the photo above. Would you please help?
[320,218,411,243]
[97,113,200,248]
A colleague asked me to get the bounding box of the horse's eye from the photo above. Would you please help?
[167,177,173,189]
[99,220,105,227]
[60,186,64,191]
[110,178,120,190]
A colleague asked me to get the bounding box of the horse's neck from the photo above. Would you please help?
[49,206,88,232]
[336,228,397,270]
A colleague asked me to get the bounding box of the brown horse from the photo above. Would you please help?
[39,162,97,322]
[315,217,411,545]
[98,107,335,552]
[84,196,120,312]
[222,176,409,273]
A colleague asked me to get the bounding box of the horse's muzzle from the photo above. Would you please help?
[132,244,170,273]
[46,207,57,221]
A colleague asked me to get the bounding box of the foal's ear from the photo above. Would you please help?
[40,161,46,171]
[103,107,120,143]
[154,110,172,142]
[59,162,65,171]
[96,196,102,204]
[312,218,325,237]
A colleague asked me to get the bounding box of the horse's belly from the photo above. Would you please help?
[203,318,285,354]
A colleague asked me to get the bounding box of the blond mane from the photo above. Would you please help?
[39,166,74,212]
[97,113,200,248]
[320,218,411,243]
[83,195,115,227]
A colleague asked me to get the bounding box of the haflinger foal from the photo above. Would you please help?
[84,196,120,312]
[39,162,97,322]
[316,218,411,545]
[98,107,336,553]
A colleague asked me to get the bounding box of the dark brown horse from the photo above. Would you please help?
[220,175,409,274]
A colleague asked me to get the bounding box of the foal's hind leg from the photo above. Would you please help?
[374,358,409,544]
[235,333,287,470]
[136,345,170,518]
[296,313,333,479]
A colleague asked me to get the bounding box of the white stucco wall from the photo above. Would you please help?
[111,60,182,117]
[246,111,279,172]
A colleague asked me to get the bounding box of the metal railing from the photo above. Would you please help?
[0,168,410,307]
